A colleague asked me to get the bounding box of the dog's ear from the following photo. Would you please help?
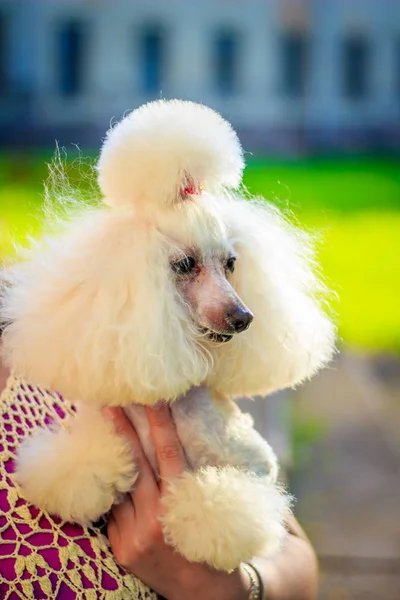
[206,196,336,398]
[0,208,210,405]
[97,100,244,210]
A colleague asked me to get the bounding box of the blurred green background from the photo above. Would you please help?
[1,153,399,353]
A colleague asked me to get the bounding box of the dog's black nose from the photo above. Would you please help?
[226,307,253,333]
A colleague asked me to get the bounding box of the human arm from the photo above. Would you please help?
[251,514,318,600]
[105,405,318,600]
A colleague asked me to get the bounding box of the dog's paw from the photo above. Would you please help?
[160,466,290,571]
[15,415,137,525]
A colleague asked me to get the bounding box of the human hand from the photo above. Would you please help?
[104,404,252,600]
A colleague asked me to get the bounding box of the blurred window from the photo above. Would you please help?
[140,26,165,95]
[342,36,369,100]
[213,30,240,96]
[280,30,308,98]
[0,11,10,95]
[57,20,86,97]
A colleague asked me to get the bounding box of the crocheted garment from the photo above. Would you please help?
[0,375,157,600]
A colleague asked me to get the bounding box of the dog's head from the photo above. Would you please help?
[0,100,336,406]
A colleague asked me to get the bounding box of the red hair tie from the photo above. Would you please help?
[181,177,204,199]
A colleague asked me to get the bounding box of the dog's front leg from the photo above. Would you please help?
[159,387,290,571]
[15,404,138,525]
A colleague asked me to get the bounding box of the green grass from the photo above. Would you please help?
[243,156,400,214]
[310,211,400,351]
[1,153,399,353]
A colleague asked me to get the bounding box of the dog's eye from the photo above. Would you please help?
[226,257,236,273]
[171,256,196,275]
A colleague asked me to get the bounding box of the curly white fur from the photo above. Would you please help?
[0,193,334,404]
[1,100,334,404]
[161,467,288,572]
[15,405,137,525]
[97,99,244,208]
[0,99,336,570]
[206,194,336,396]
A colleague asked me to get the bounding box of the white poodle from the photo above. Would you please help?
[0,100,335,572]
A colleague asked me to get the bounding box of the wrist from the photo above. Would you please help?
[172,563,252,600]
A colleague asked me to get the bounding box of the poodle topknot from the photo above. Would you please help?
[97,99,245,208]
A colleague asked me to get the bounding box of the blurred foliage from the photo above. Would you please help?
[0,152,399,353]
[244,157,400,214]
[287,408,327,475]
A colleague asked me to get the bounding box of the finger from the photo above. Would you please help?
[146,404,188,485]
[102,407,159,502]
[108,499,135,563]
[107,513,121,549]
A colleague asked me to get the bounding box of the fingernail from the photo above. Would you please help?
[146,402,170,418]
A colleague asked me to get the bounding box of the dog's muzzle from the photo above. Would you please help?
[200,328,233,344]
[199,308,253,344]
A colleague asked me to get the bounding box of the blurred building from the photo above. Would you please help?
[0,0,399,152]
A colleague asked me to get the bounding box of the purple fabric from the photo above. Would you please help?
[0,384,154,599]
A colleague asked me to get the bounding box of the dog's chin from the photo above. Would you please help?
[200,328,233,344]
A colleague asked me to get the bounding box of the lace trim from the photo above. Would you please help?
[0,375,156,600]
